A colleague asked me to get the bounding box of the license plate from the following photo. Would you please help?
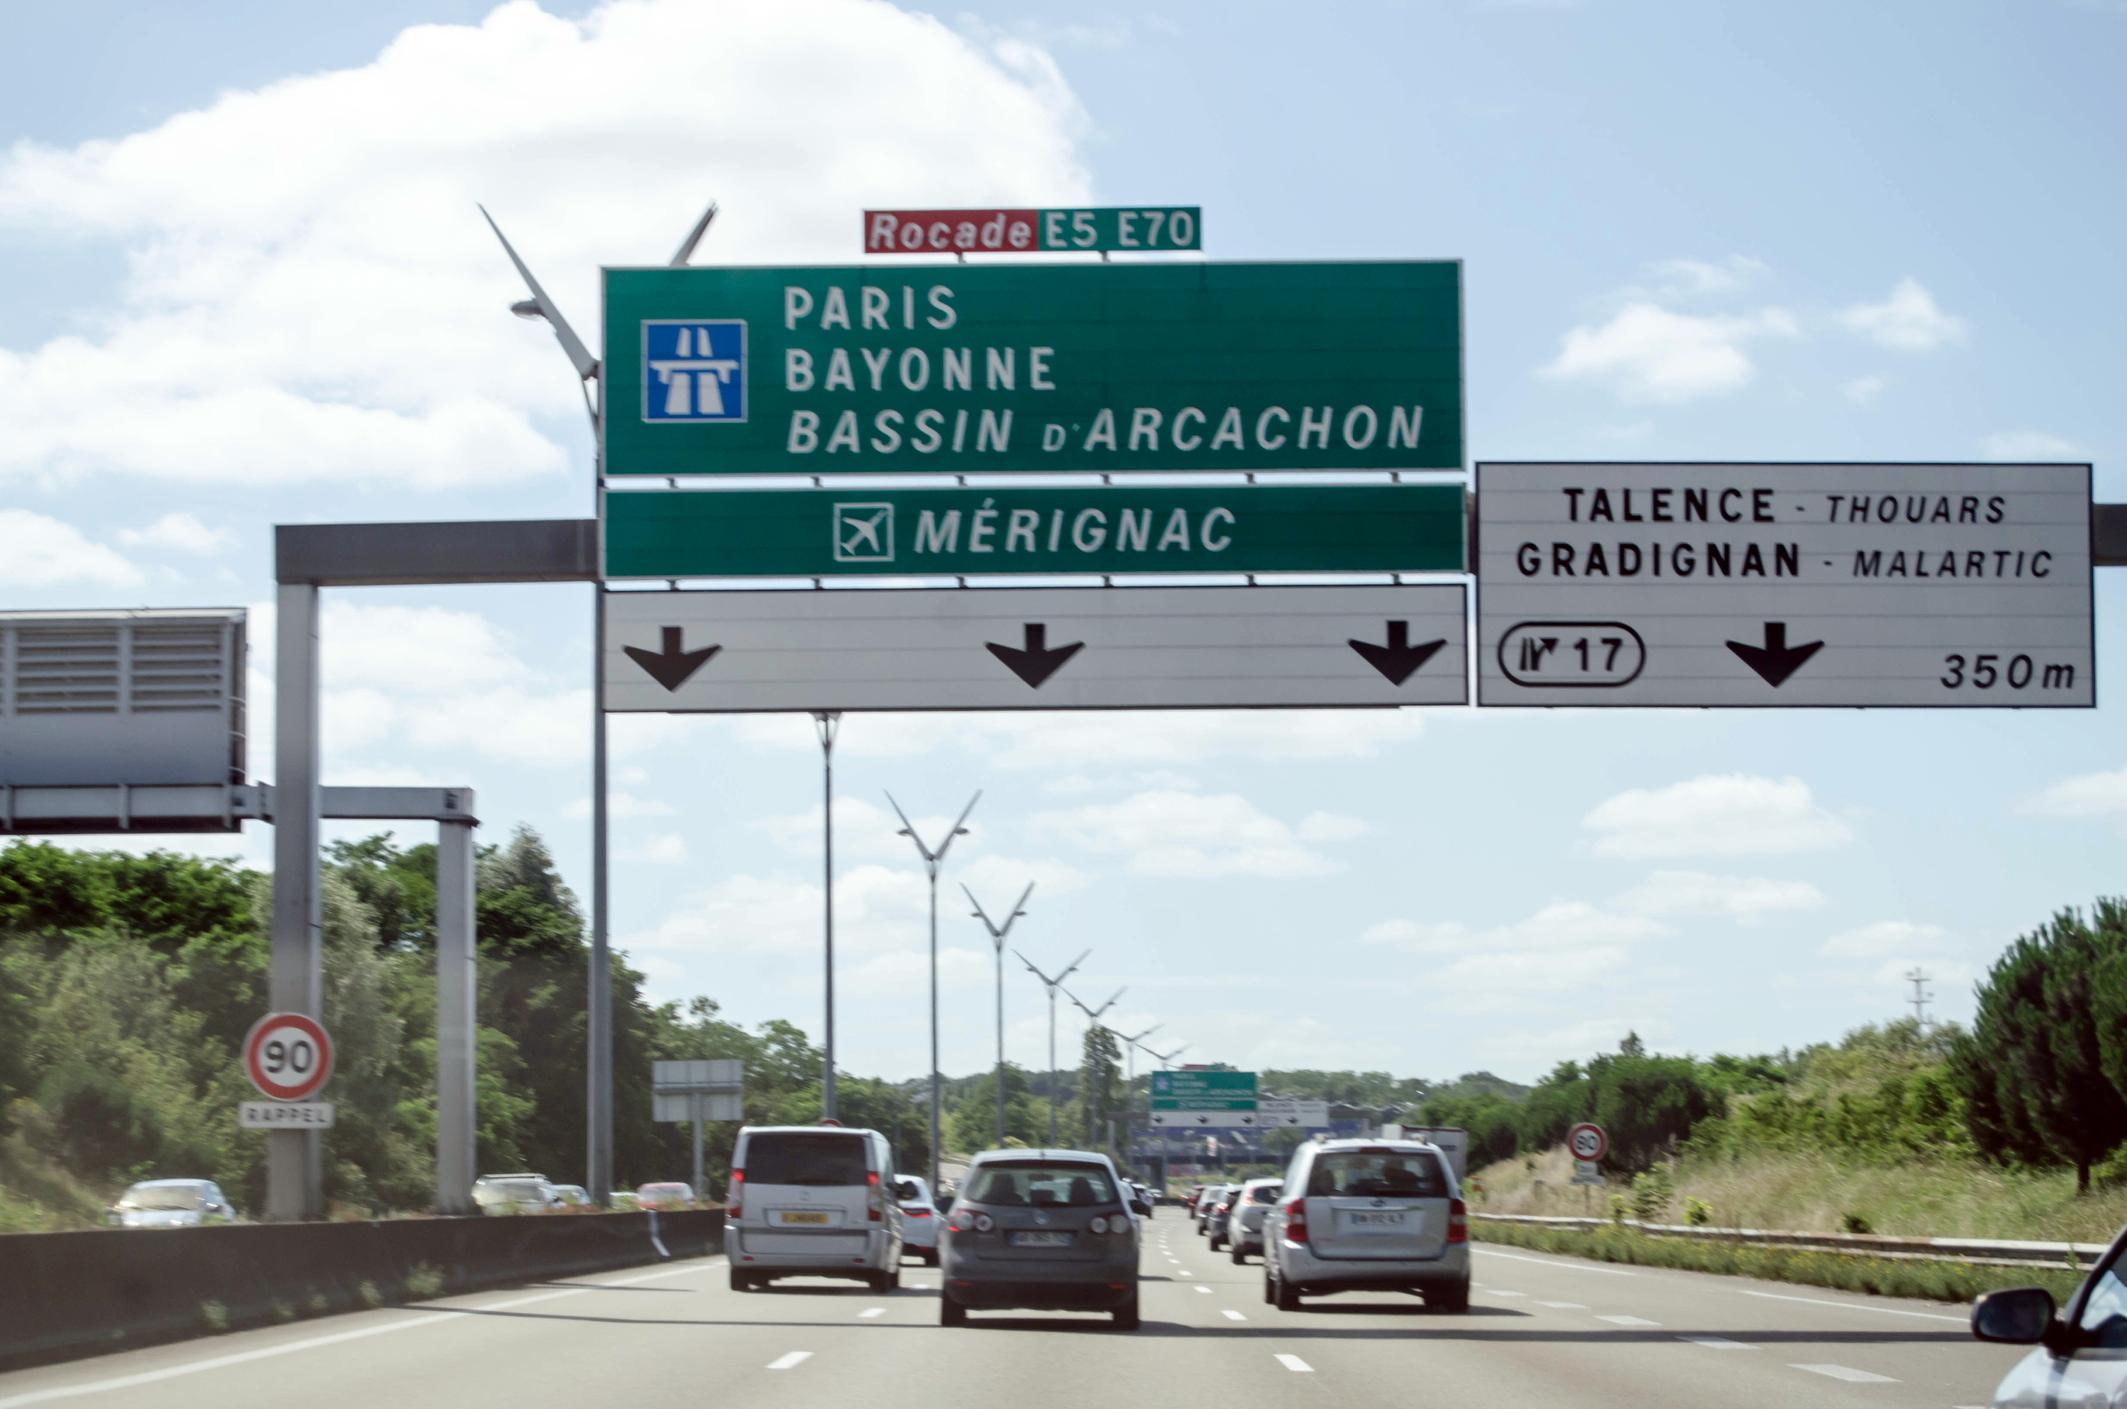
[1008,1230,1074,1247]
[1347,1211,1408,1228]
[780,1210,831,1226]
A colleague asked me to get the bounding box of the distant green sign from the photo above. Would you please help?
[1151,1070,1258,1111]
[601,262,1464,477]
[602,483,1464,579]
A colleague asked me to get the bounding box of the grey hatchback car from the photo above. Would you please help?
[939,1149,1149,1329]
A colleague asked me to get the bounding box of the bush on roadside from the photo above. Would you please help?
[1683,1196,1712,1226]
[1632,1168,1673,1223]
[1842,1210,1874,1235]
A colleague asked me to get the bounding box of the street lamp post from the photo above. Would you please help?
[1119,1025,1161,1177]
[887,790,980,1196]
[815,711,841,1119]
[1063,985,1125,1152]
[964,882,1035,1147]
[1015,948,1089,1147]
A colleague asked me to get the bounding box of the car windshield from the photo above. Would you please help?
[121,1185,204,1210]
[966,1161,1120,1208]
[745,1133,868,1185]
[1307,1152,1448,1198]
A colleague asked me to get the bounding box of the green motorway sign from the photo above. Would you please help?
[602,483,1464,579]
[601,262,1463,477]
[1151,1070,1258,1111]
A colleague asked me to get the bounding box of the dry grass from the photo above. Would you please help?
[1468,1144,2127,1246]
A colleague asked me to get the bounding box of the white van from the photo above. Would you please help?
[723,1123,903,1291]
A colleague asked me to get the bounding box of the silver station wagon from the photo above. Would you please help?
[939,1149,1149,1329]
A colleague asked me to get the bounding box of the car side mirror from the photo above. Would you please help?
[1971,1286,2057,1345]
[1130,1198,1151,1217]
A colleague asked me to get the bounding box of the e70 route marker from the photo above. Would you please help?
[863,207,1201,255]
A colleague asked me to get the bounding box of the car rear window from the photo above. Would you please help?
[745,1133,869,1186]
[1246,1184,1282,1204]
[1305,1150,1448,1198]
[966,1161,1120,1208]
[122,1185,205,1210]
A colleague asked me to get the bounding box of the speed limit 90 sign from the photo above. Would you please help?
[1568,1122,1608,1163]
[243,1012,334,1102]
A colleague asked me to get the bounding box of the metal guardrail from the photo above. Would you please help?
[1471,1211,2105,1268]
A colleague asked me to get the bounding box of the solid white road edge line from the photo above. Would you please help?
[1790,1363,1898,1384]
[1274,1354,1312,1373]
[1476,1249,1636,1277]
[1738,1290,1965,1325]
[0,1261,713,1409]
[767,1352,813,1371]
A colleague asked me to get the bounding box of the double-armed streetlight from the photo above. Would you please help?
[964,882,1035,1147]
[887,790,981,1195]
[1016,948,1089,1146]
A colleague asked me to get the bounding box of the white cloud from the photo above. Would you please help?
[1842,374,1886,404]
[116,511,233,554]
[1363,900,1663,955]
[1614,869,1826,922]
[565,790,675,820]
[1636,254,1770,300]
[1980,429,2083,461]
[0,0,1089,490]
[1837,278,1968,352]
[620,832,688,864]
[1820,920,1950,960]
[2021,766,2127,818]
[0,509,144,586]
[620,863,929,959]
[1583,774,1853,859]
[1539,303,1799,403]
[1032,790,1362,878]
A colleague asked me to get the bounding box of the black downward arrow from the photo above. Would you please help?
[1725,621,1824,688]
[1348,620,1448,685]
[623,626,721,692]
[985,623,1084,688]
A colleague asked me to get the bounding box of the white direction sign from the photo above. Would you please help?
[1255,1098,1331,1127]
[603,584,1467,713]
[1477,463,2094,707]
[1150,1110,1264,1129]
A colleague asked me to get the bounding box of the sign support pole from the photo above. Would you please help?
[267,582,324,1221]
[588,590,614,1205]
[691,1092,704,1202]
[814,712,840,1120]
[435,815,477,1215]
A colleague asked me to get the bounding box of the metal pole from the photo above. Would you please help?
[588,593,613,1204]
[268,583,323,1222]
[927,860,940,1193]
[1047,987,1058,1147]
[816,712,840,1119]
[434,816,477,1215]
[692,1093,705,1203]
[995,944,1005,1146]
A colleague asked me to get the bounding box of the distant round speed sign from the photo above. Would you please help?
[1568,1122,1608,1163]
[243,1012,334,1102]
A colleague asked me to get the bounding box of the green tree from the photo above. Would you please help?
[1957,903,2127,1192]
[1078,1026,1122,1153]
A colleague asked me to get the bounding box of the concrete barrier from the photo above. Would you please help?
[2,1209,724,1373]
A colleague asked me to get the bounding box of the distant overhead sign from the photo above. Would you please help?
[602,483,1465,579]
[1151,1070,1258,1111]
[601,585,1467,713]
[602,262,1464,476]
[863,207,1201,255]
[1255,1098,1332,1127]
[1476,463,2094,707]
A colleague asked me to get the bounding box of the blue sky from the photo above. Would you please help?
[2,0,2122,1084]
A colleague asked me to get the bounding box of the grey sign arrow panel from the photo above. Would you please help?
[603,584,1467,713]
[1476,462,2094,708]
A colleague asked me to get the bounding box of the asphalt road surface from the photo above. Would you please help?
[0,1212,2029,1409]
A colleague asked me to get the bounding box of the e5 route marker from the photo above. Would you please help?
[243,1011,334,1102]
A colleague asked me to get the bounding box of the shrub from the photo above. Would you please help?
[1607,1193,1629,1225]
[1683,1196,1712,1226]
[1842,1211,1874,1235]
[1632,1168,1674,1223]
[357,1280,384,1310]
[403,1263,445,1300]
[199,1300,228,1333]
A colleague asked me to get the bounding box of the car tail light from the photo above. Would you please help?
[948,1210,976,1234]
[905,1207,932,1218]
[974,1213,994,1233]
[729,1169,743,1218]
[1448,1198,1467,1245]
[1283,1196,1308,1245]
[1089,1215,1109,1233]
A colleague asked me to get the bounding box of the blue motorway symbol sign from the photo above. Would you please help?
[642,319,747,423]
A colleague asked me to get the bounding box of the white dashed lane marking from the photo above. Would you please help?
[1791,1364,1897,1384]
[1194,1286,1213,1295]
[1487,1290,1527,1299]
[1221,1310,1246,1321]
[1274,1354,1313,1373]
[1597,1315,1661,1327]
[1680,1337,1756,1350]
[858,1308,885,1319]
[1536,1301,1586,1310]
[766,1352,813,1371]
